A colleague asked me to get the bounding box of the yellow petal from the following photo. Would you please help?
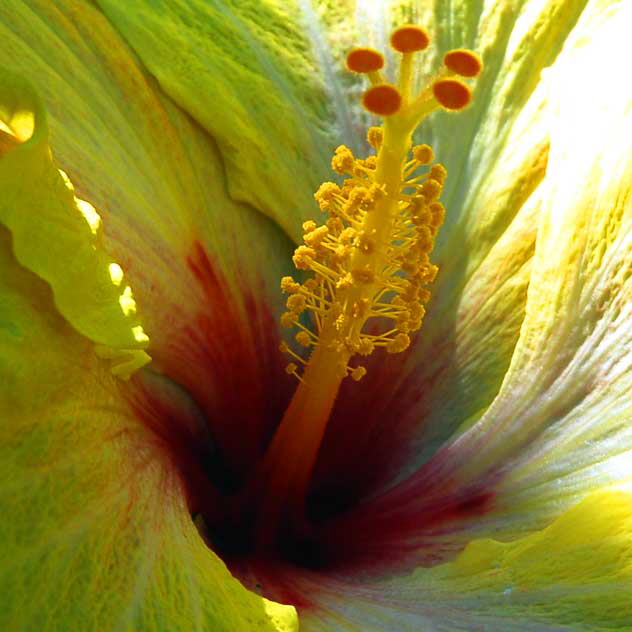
[0,227,296,631]
[0,69,150,378]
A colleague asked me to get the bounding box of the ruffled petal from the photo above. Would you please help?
[0,1,299,477]
[0,228,296,631]
[0,68,150,378]
[94,0,336,241]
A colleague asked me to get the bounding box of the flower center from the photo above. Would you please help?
[247,26,482,550]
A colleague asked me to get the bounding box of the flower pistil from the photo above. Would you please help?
[253,25,482,549]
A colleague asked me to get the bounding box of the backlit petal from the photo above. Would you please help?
[0,69,150,378]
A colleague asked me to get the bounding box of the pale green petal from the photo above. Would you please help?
[409,0,593,447]
[0,69,150,378]
[94,0,336,241]
[447,0,632,508]
[368,0,632,545]
[0,228,296,631]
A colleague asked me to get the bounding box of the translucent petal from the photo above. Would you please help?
[0,69,150,378]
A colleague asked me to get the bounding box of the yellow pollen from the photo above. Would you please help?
[367,126,383,149]
[280,276,301,294]
[331,145,355,174]
[256,24,483,550]
[285,362,298,375]
[413,144,434,164]
[295,331,312,347]
[350,366,367,381]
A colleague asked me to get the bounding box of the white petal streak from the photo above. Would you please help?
[448,0,632,515]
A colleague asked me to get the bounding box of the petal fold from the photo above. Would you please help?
[94,0,336,241]
[0,69,150,378]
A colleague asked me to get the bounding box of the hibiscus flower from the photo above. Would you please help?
[1,1,632,631]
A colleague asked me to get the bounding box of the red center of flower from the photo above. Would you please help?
[129,241,495,609]
[128,25,490,609]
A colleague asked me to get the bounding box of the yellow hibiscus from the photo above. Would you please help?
[1,1,632,631]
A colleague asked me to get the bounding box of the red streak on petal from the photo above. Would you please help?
[174,242,292,485]
[122,241,501,609]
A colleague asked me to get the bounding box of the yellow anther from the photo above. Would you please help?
[367,183,386,203]
[339,227,356,244]
[409,303,425,320]
[331,145,355,174]
[367,126,383,149]
[304,225,329,248]
[420,264,439,283]
[413,144,434,164]
[362,84,402,117]
[332,244,350,264]
[386,333,411,353]
[281,312,296,328]
[357,339,375,356]
[336,273,354,290]
[350,366,367,381]
[302,219,317,233]
[286,294,306,313]
[314,182,341,211]
[412,207,432,226]
[359,156,377,170]
[429,164,447,185]
[285,362,298,375]
[433,79,472,111]
[418,287,431,303]
[292,245,316,270]
[346,47,385,74]
[295,331,312,347]
[280,276,301,294]
[415,225,434,252]
[390,25,430,53]
[351,266,375,284]
[419,179,442,202]
[444,49,483,78]
[346,187,369,212]
[429,201,446,229]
